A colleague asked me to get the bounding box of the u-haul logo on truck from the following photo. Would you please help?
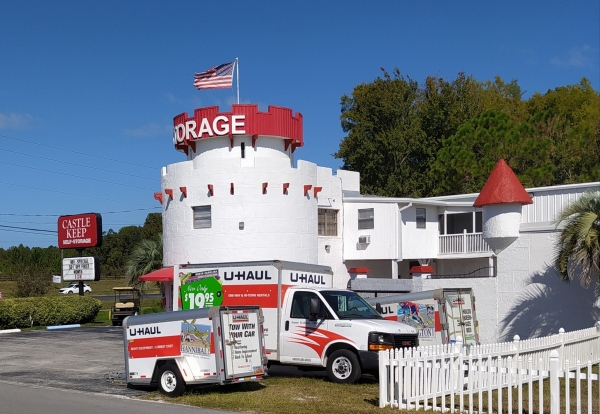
[129,326,162,336]
[223,270,272,281]
[232,314,249,322]
[289,272,327,285]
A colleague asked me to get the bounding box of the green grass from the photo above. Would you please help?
[0,278,160,299]
[141,367,599,414]
[144,375,406,414]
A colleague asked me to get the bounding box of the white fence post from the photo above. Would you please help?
[549,350,560,414]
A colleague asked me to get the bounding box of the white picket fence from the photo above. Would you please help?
[379,323,600,413]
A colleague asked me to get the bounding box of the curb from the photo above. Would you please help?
[0,328,21,334]
[47,324,81,330]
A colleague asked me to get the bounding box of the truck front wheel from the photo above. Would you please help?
[158,363,185,397]
[326,349,361,384]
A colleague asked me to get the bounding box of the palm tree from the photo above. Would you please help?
[125,233,163,288]
[553,192,600,287]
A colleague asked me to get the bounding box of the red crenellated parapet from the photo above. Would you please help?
[173,104,303,154]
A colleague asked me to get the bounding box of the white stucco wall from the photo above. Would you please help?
[162,136,320,266]
[400,205,439,260]
[342,202,398,260]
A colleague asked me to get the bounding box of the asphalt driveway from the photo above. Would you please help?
[0,326,145,397]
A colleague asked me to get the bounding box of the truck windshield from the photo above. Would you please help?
[321,291,383,320]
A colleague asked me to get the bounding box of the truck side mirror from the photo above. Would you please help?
[375,303,383,314]
[309,298,320,321]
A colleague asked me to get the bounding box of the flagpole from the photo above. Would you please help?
[235,57,239,104]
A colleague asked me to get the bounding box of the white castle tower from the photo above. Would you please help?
[473,159,533,254]
[157,104,321,267]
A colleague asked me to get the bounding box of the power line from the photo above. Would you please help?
[0,181,158,207]
[0,133,157,170]
[0,224,57,234]
[2,161,157,191]
[0,207,161,217]
[0,147,156,181]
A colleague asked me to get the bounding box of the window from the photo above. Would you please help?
[290,291,331,319]
[416,208,426,229]
[318,209,338,236]
[358,208,374,229]
[241,142,245,158]
[440,211,483,235]
[193,205,211,229]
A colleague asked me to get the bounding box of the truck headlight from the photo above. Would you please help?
[368,332,394,351]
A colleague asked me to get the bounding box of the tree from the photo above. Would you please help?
[124,233,163,287]
[336,68,427,197]
[552,192,600,288]
[432,109,553,195]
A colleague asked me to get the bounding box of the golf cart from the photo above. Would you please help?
[111,286,141,326]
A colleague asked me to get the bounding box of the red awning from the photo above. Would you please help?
[139,267,174,282]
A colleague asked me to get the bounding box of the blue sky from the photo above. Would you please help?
[0,1,598,249]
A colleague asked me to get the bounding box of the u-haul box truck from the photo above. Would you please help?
[366,288,480,346]
[171,260,418,384]
[123,306,267,397]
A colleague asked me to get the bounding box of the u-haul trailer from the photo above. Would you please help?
[366,288,480,346]
[171,260,418,384]
[123,306,267,397]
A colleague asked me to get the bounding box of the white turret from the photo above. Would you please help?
[473,159,533,254]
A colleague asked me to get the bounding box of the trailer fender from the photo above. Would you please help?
[152,358,195,384]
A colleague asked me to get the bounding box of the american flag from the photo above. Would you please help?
[193,61,235,90]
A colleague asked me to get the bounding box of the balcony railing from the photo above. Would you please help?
[439,231,492,255]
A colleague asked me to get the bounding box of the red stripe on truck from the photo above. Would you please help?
[222,284,279,308]
[128,335,180,359]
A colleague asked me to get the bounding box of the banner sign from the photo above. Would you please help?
[62,256,100,281]
[57,213,103,249]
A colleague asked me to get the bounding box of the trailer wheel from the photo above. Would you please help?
[158,363,185,397]
[326,349,361,384]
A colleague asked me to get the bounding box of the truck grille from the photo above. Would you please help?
[393,334,418,349]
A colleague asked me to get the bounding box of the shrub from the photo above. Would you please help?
[0,296,102,329]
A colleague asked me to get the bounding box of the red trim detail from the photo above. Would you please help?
[348,267,370,273]
[434,311,441,332]
[165,189,174,200]
[229,133,234,149]
[252,134,258,148]
[410,265,434,274]
[283,183,289,194]
[179,187,187,198]
[473,159,533,207]
[262,182,268,194]
[303,185,312,196]
[154,192,163,204]
[208,184,214,196]
[230,183,234,195]
[313,187,322,197]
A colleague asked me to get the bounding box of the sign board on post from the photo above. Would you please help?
[57,213,103,249]
[52,275,62,284]
[62,256,101,281]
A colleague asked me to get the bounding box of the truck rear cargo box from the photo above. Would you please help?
[123,306,266,396]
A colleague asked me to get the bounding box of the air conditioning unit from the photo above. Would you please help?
[358,235,371,244]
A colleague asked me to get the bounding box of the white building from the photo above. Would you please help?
[157,104,600,344]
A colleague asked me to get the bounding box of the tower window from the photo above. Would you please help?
[193,205,211,229]
[241,142,245,158]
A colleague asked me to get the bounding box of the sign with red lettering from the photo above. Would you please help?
[57,213,102,249]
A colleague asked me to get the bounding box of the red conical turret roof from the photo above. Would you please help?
[473,159,533,207]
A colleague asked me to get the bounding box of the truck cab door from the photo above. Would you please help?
[280,291,331,365]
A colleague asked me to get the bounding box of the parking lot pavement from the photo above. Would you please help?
[0,326,147,397]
